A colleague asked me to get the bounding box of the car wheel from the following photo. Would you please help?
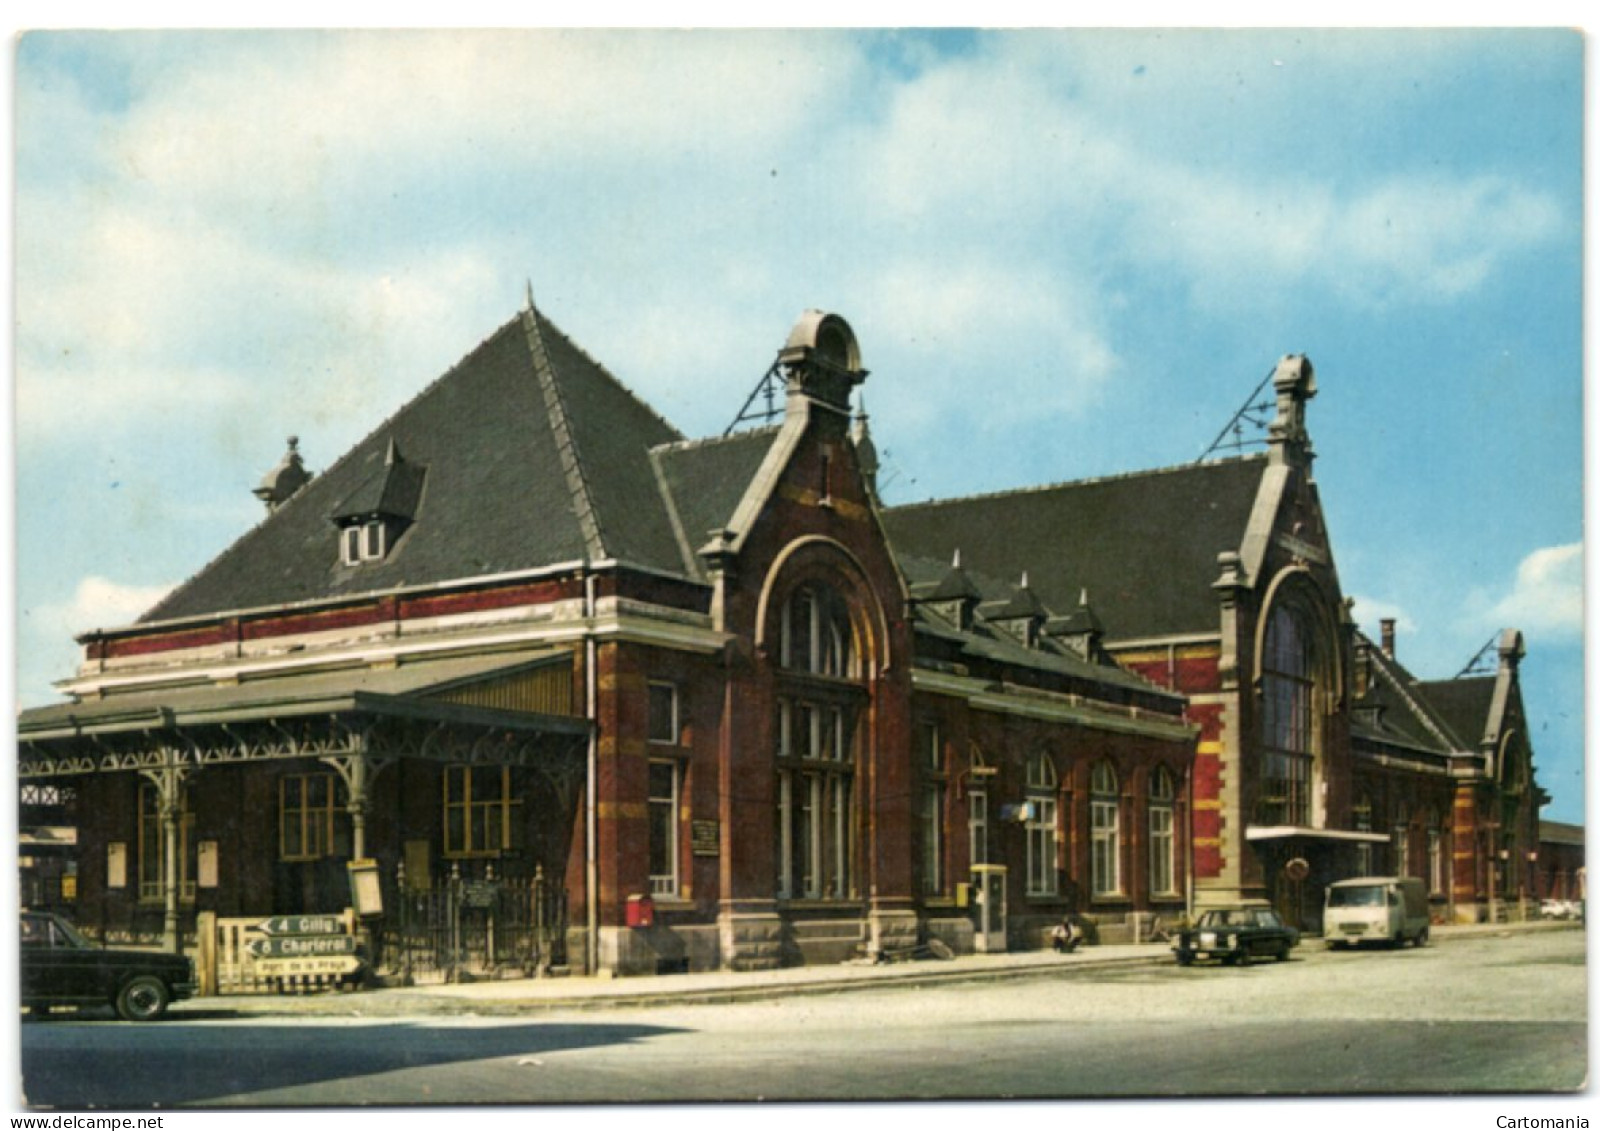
[115,975,170,1022]
[1176,953,1193,967]
[1236,950,1252,967]
[1275,943,1290,962]
[1416,927,1429,948]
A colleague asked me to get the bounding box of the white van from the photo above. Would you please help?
[1324,876,1430,948]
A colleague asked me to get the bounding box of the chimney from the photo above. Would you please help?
[254,436,313,513]
[1380,618,1396,660]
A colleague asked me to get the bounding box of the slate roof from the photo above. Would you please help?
[900,551,1182,708]
[883,456,1269,642]
[1412,676,1497,752]
[652,427,784,569]
[143,309,697,623]
[1350,639,1465,756]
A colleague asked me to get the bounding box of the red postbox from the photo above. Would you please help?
[626,894,655,928]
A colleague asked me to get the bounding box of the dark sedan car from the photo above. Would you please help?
[1172,904,1299,966]
[21,911,197,1021]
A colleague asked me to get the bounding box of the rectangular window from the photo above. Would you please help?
[648,682,680,745]
[341,526,363,566]
[1092,798,1122,896]
[918,722,945,895]
[969,788,989,869]
[363,520,385,560]
[1026,797,1058,896]
[1149,805,1175,896]
[1428,829,1446,895]
[648,760,681,898]
[137,783,195,903]
[280,773,340,861]
[443,765,521,858]
[920,781,945,896]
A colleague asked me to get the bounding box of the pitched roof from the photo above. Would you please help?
[883,456,1268,641]
[1412,676,1498,752]
[652,427,785,574]
[1351,639,1467,756]
[142,308,690,623]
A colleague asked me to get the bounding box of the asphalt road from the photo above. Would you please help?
[17,927,1588,1108]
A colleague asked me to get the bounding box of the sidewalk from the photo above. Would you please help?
[170,918,1581,1020]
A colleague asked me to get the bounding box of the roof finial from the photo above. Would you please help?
[1020,571,1030,590]
[524,278,536,312]
[952,548,962,569]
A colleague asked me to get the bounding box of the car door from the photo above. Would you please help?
[29,915,107,1003]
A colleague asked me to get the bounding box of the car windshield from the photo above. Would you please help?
[1328,886,1385,908]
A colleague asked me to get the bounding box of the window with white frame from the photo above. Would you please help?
[648,760,682,897]
[1091,760,1122,897]
[1391,805,1410,877]
[340,518,389,566]
[648,682,680,746]
[1025,752,1058,896]
[1354,795,1373,875]
[1148,765,1177,896]
[781,585,853,677]
[1428,821,1447,896]
[968,745,990,870]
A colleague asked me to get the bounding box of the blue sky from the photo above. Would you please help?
[9,27,1588,824]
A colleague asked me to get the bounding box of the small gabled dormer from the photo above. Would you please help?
[989,573,1049,649]
[923,550,982,631]
[1050,589,1107,662]
[330,438,427,567]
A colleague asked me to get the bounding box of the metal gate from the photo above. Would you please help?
[380,861,567,983]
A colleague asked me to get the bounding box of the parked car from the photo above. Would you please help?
[20,910,197,1021]
[1173,903,1299,966]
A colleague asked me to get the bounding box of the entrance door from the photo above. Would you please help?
[971,864,1007,953]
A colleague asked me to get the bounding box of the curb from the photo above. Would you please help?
[169,919,1581,1020]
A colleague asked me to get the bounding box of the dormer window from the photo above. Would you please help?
[329,437,426,569]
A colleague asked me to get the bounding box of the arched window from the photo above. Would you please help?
[776,583,862,900]
[1148,766,1177,897]
[781,584,854,678]
[1354,794,1373,875]
[1391,803,1410,878]
[1261,604,1317,826]
[1025,752,1058,897]
[1091,760,1121,897]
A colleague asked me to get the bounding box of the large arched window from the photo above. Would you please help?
[781,584,854,678]
[1091,760,1121,897]
[1025,752,1058,897]
[776,583,862,900]
[1260,604,1317,826]
[1147,766,1177,897]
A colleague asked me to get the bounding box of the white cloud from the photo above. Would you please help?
[1347,595,1417,645]
[31,576,177,640]
[1487,543,1583,640]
